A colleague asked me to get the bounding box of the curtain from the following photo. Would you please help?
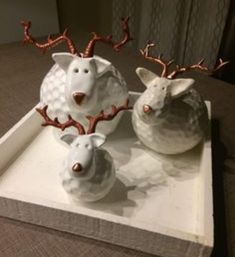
[112,0,230,68]
[218,0,235,83]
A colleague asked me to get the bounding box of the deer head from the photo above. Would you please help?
[36,99,131,178]
[135,67,194,125]
[60,133,106,179]
[21,18,132,112]
[52,53,112,112]
[135,42,229,124]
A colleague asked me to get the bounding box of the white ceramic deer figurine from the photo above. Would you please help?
[60,133,115,202]
[132,43,228,154]
[36,99,131,202]
[21,18,132,135]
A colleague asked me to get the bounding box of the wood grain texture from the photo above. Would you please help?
[0,215,157,257]
[0,196,212,257]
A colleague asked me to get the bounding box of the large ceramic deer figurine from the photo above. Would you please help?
[132,42,228,154]
[21,18,132,135]
[36,99,131,202]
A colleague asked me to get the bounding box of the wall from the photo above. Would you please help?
[57,0,112,36]
[0,0,59,44]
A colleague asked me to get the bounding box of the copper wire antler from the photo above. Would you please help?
[81,17,133,58]
[21,17,132,57]
[36,106,85,134]
[140,42,229,79]
[21,21,78,55]
[36,99,132,135]
[140,42,174,77]
[167,58,229,79]
[86,98,132,133]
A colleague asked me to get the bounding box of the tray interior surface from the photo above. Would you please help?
[0,107,211,245]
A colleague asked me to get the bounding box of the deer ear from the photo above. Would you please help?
[92,56,111,76]
[52,53,74,71]
[170,78,195,98]
[60,134,77,145]
[90,133,106,147]
[136,67,158,87]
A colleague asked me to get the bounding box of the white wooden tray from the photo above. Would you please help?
[0,92,213,257]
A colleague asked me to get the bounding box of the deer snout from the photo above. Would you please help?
[73,92,86,105]
[143,104,152,114]
[72,162,83,173]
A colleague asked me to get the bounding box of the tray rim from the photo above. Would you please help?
[0,91,213,257]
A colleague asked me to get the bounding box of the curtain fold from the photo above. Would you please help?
[112,0,230,68]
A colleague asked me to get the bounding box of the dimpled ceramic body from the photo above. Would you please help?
[132,68,208,154]
[40,54,128,135]
[59,133,115,202]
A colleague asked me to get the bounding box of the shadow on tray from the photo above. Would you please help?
[84,111,205,217]
[211,119,228,257]
[82,178,137,216]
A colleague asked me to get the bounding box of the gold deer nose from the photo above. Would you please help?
[143,104,152,114]
[72,163,83,173]
[73,92,86,105]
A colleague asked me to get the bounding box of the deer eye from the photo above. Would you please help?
[85,144,92,150]
[73,68,79,73]
[162,87,166,90]
[75,143,80,147]
[84,69,89,73]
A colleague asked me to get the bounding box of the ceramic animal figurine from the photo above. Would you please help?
[36,99,132,202]
[60,133,115,202]
[21,18,132,135]
[132,42,228,154]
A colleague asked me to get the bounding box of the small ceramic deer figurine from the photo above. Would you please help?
[21,18,132,135]
[132,42,228,154]
[36,99,131,202]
